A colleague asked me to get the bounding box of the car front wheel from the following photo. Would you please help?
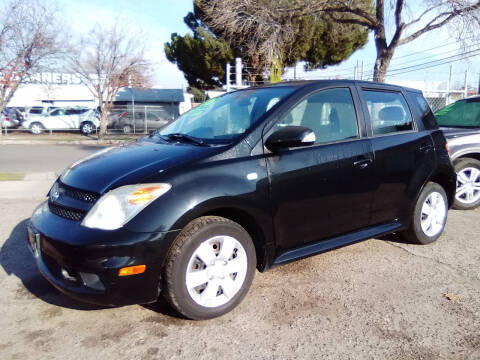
[29,122,44,135]
[453,158,480,210]
[402,182,448,245]
[163,216,256,320]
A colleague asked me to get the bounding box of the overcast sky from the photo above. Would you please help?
[58,0,480,90]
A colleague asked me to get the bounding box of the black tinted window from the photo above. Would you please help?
[363,90,414,135]
[406,91,437,130]
[29,108,43,114]
[277,88,358,144]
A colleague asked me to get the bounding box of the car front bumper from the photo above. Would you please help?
[28,201,180,306]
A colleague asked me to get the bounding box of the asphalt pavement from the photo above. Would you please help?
[0,144,104,173]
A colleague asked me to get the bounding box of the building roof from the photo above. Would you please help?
[115,88,185,103]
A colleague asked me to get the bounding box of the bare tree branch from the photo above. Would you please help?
[68,23,150,141]
[0,0,63,116]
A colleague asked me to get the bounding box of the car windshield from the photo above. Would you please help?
[158,87,294,144]
[435,99,480,128]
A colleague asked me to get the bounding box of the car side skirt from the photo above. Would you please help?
[273,221,404,266]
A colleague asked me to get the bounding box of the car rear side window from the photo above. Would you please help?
[277,88,359,144]
[405,91,437,130]
[362,90,414,135]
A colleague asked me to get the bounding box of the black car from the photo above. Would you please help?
[435,96,480,210]
[28,80,456,319]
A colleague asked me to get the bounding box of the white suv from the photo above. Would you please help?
[22,108,100,135]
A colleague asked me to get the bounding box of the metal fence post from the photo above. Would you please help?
[226,63,231,92]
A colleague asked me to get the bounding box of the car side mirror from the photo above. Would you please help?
[265,126,316,152]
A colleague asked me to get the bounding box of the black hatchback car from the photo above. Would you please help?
[28,80,456,319]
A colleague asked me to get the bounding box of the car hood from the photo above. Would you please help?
[440,126,480,139]
[60,139,218,193]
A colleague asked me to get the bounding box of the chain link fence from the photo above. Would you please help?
[106,104,178,134]
[1,104,179,135]
[423,90,469,113]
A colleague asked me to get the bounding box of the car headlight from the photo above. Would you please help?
[81,183,171,230]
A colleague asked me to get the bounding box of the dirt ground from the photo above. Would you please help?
[0,191,479,359]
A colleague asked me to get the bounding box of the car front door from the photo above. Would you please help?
[47,108,69,129]
[265,87,375,252]
[359,87,436,225]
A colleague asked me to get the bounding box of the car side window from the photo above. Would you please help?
[276,88,359,144]
[50,109,66,116]
[405,91,437,130]
[362,90,413,135]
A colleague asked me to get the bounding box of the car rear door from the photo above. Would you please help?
[265,86,375,251]
[357,86,436,226]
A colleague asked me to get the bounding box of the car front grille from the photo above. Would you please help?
[60,183,99,203]
[48,201,86,221]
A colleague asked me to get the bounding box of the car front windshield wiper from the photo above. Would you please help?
[162,133,210,146]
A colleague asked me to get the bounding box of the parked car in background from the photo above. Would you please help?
[21,107,99,135]
[435,96,480,210]
[28,80,455,320]
[109,110,170,134]
[0,108,22,128]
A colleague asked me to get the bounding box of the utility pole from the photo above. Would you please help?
[477,72,480,95]
[464,70,468,99]
[447,65,453,105]
[360,61,364,81]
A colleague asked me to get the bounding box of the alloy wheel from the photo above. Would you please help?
[185,235,248,308]
[420,191,447,237]
[82,123,93,134]
[456,167,480,205]
[30,124,42,134]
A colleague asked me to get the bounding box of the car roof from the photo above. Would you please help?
[263,79,422,93]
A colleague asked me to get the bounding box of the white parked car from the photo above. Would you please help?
[21,108,100,135]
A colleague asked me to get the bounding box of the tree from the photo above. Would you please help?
[194,0,369,76]
[0,0,62,116]
[287,0,480,82]
[69,24,150,141]
[165,13,233,90]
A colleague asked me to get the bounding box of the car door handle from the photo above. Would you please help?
[353,158,373,169]
[419,144,434,153]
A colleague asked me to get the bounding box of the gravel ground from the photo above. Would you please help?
[0,188,479,359]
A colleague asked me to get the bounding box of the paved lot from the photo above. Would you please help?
[0,145,479,359]
[0,144,103,173]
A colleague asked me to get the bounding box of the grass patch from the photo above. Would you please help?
[0,173,24,181]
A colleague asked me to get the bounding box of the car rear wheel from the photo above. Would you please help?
[402,182,448,245]
[29,122,44,135]
[163,216,256,320]
[80,121,95,135]
[453,158,480,210]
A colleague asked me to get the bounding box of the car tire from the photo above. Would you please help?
[29,122,44,135]
[402,182,448,245]
[80,121,95,135]
[123,125,132,134]
[163,216,256,320]
[452,158,480,210]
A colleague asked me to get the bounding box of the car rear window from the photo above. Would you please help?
[362,90,414,135]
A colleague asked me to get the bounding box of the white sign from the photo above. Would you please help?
[24,72,83,85]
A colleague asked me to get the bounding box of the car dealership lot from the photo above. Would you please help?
[0,145,479,359]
